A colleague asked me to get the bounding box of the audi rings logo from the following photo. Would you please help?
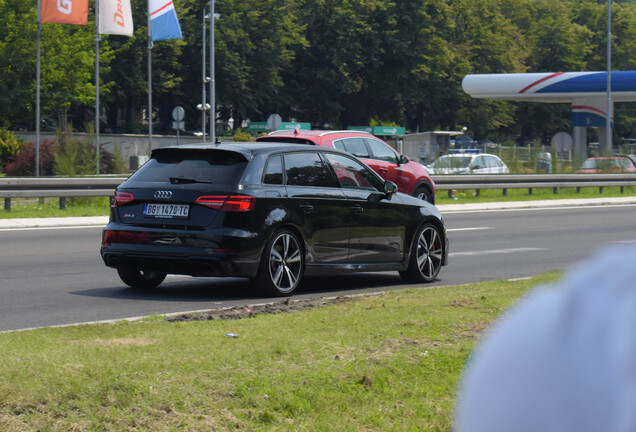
[154,190,173,199]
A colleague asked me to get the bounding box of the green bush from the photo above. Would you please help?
[53,129,97,176]
[100,145,129,174]
[232,128,254,142]
[0,128,23,170]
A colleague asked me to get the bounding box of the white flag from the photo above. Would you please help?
[149,0,182,41]
[99,0,134,36]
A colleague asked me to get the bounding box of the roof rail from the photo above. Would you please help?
[317,130,372,137]
[448,148,482,154]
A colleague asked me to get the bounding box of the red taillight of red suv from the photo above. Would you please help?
[111,191,135,207]
[195,195,255,212]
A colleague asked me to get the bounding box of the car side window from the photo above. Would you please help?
[340,138,370,158]
[617,159,630,169]
[324,153,383,191]
[263,155,283,184]
[366,139,398,163]
[472,156,486,169]
[284,152,338,188]
[333,140,346,151]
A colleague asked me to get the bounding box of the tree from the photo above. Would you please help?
[445,0,528,137]
[214,0,306,129]
[0,1,108,130]
[0,0,41,128]
[525,0,593,72]
[280,0,387,128]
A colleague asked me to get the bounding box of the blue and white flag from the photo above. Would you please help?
[149,0,182,41]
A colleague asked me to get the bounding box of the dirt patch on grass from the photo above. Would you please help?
[166,296,355,322]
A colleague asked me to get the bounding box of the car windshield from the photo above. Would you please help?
[430,156,472,169]
[581,158,629,170]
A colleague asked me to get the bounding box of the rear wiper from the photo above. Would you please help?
[169,176,212,184]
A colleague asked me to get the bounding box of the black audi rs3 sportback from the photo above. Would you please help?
[101,142,448,296]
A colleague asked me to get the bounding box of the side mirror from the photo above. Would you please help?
[399,155,409,166]
[384,180,398,196]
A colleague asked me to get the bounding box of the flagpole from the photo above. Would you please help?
[148,6,153,151]
[201,5,207,143]
[95,0,101,174]
[36,0,42,176]
[209,0,215,144]
[606,0,612,153]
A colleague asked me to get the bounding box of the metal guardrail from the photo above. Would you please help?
[431,173,636,197]
[1,174,636,211]
[0,177,126,211]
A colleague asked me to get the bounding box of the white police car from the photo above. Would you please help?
[427,151,509,175]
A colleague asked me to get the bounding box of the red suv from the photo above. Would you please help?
[256,130,436,203]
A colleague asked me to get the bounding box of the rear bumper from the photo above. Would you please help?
[100,223,263,278]
[101,247,259,278]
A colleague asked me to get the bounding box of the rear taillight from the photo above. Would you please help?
[103,229,151,245]
[111,191,134,207]
[195,195,255,212]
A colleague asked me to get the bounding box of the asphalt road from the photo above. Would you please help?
[1,201,635,332]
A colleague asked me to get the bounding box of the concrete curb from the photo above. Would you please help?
[437,196,636,212]
[0,216,109,229]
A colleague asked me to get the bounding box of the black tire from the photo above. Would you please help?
[414,185,434,204]
[399,223,443,283]
[117,268,167,289]
[253,229,304,296]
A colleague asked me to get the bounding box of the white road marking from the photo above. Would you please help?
[442,203,636,214]
[450,247,548,257]
[447,227,492,232]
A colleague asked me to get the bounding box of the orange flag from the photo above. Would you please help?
[41,0,89,25]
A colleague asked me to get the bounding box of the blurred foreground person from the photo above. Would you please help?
[455,245,636,432]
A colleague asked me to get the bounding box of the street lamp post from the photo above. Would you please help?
[201,5,210,142]
[209,0,216,143]
[606,0,612,153]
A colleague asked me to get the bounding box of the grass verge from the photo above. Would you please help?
[0,272,561,431]
[0,197,110,219]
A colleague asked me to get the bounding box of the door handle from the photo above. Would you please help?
[351,205,364,214]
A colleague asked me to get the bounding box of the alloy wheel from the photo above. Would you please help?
[416,226,443,280]
[268,232,302,294]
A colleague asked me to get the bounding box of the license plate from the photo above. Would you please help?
[143,203,190,218]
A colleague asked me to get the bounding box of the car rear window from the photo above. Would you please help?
[128,149,248,185]
[334,138,370,158]
[431,155,472,169]
[256,137,315,145]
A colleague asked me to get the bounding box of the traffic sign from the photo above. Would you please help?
[551,131,573,152]
[247,122,268,132]
[266,113,282,131]
[373,126,405,135]
[278,122,311,131]
[172,106,185,122]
